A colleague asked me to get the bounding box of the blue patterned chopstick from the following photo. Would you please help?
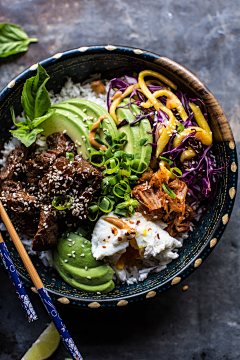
[0,202,83,360]
[38,287,83,360]
[0,237,38,322]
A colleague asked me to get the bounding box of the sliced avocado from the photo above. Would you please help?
[53,233,115,293]
[41,109,94,159]
[60,99,118,145]
[52,103,93,126]
[116,102,142,160]
[116,98,153,166]
[122,98,153,166]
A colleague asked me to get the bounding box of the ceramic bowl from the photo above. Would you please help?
[0,46,237,308]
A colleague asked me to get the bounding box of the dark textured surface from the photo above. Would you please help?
[0,1,239,359]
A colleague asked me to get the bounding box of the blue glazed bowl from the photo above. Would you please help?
[0,46,238,308]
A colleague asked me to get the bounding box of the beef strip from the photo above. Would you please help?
[1,180,39,216]
[32,205,58,251]
[26,152,57,188]
[9,212,40,238]
[38,156,75,200]
[47,132,76,157]
[0,144,28,182]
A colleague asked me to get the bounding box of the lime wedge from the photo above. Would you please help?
[21,322,60,360]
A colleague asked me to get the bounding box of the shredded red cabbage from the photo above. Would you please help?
[124,75,138,84]
[117,119,129,128]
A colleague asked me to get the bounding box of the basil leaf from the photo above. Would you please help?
[140,137,148,146]
[10,107,29,129]
[21,63,51,121]
[10,127,43,147]
[31,109,55,128]
[0,23,37,58]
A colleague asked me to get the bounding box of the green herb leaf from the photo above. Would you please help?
[66,152,75,162]
[177,122,185,133]
[31,109,55,128]
[52,195,73,210]
[10,107,29,130]
[21,63,51,121]
[115,195,139,216]
[140,137,148,146]
[9,64,53,147]
[0,23,37,58]
[10,127,43,147]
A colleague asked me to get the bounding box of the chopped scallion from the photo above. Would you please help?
[162,183,176,199]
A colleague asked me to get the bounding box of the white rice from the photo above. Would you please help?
[0,77,192,285]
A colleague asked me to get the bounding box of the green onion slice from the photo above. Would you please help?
[105,148,114,159]
[105,157,120,174]
[94,137,106,146]
[129,175,139,181]
[130,159,148,174]
[159,156,173,166]
[177,123,185,133]
[66,152,74,162]
[87,202,99,221]
[170,167,182,178]
[52,195,73,210]
[162,183,176,199]
[113,180,131,198]
[98,196,113,213]
[140,137,148,146]
[90,152,105,167]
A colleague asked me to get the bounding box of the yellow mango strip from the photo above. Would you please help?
[189,102,212,134]
[141,89,188,121]
[159,160,176,180]
[109,84,139,124]
[138,70,177,111]
[173,127,212,148]
[156,106,179,157]
[180,147,197,163]
[145,79,165,87]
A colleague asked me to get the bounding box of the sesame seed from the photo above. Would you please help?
[68,244,72,247]
[81,253,85,257]
[63,129,67,134]
[67,254,72,257]
[84,240,88,244]
[85,266,88,270]
[87,276,91,280]
[64,260,68,263]
[72,254,75,258]
[97,292,101,295]
[81,245,85,248]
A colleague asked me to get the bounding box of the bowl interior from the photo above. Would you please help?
[0,47,237,306]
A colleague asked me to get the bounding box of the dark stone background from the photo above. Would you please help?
[0,1,239,359]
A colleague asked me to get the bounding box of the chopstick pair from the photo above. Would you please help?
[0,202,83,360]
[0,232,38,322]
